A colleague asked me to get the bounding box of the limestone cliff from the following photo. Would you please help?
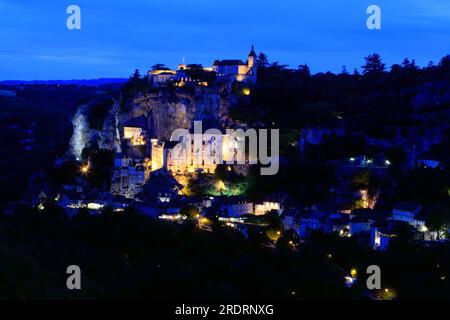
[68,86,235,158]
[69,98,121,160]
[121,87,234,140]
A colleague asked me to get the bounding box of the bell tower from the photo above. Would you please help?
[248,45,257,68]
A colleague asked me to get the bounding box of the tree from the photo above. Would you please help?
[257,52,269,68]
[151,64,168,70]
[180,205,200,219]
[390,220,417,244]
[276,229,300,251]
[402,58,417,70]
[298,64,311,77]
[438,55,450,72]
[385,146,406,167]
[122,69,148,99]
[131,69,141,79]
[268,62,288,71]
[427,61,436,70]
[264,210,283,230]
[362,53,386,76]
[427,205,450,239]
[185,64,216,83]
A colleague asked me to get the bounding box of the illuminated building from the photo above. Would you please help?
[148,69,177,86]
[151,139,166,172]
[149,132,237,174]
[254,201,281,215]
[147,46,258,86]
[212,46,257,83]
[392,202,426,231]
[226,201,282,217]
[123,116,147,146]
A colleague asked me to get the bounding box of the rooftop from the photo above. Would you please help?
[213,59,246,67]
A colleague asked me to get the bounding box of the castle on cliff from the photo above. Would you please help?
[148,46,258,86]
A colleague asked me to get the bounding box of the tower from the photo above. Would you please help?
[248,45,257,68]
[247,45,257,82]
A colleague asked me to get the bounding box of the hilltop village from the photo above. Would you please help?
[22,49,449,253]
[3,50,449,299]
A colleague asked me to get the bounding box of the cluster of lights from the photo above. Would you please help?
[348,157,392,166]
[66,202,104,210]
[159,214,187,221]
[225,222,236,228]
[218,217,246,224]
[199,217,210,224]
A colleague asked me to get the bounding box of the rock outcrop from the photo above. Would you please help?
[69,98,121,159]
[68,86,235,158]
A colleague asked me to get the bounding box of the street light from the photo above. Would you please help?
[80,165,89,174]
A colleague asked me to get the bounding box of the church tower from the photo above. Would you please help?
[247,45,257,82]
[248,45,257,68]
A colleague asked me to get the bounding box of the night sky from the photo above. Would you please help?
[0,0,449,80]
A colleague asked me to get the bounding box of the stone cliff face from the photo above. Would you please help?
[123,87,233,140]
[68,87,234,158]
[69,99,121,159]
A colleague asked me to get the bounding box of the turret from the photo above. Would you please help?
[248,45,257,68]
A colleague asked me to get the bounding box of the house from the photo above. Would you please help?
[110,154,149,198]
[325,213,350,236]
[298,211,326,237]
[391,202,427,231]
[143,170,182,204]
[212,46,257,83]
[281,209,300,231]
[299,127,345,155]
[148,69,177,86]
[349,216,372,235]
[227,202,254,217]
[225,199,282,218]
[371,227,397,250]
[417,156,445,170]
[123,116,148,146]
[297,208,351,238]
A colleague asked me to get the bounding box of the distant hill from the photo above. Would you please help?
[0,78,128,86]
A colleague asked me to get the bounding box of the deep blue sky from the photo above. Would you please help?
[0,0,449,80]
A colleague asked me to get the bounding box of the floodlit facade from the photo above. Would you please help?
[123,116,148,146]
[150,132,249,174]
[148,46,258,86]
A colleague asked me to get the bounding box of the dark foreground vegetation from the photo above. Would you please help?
[0,205,448,299]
